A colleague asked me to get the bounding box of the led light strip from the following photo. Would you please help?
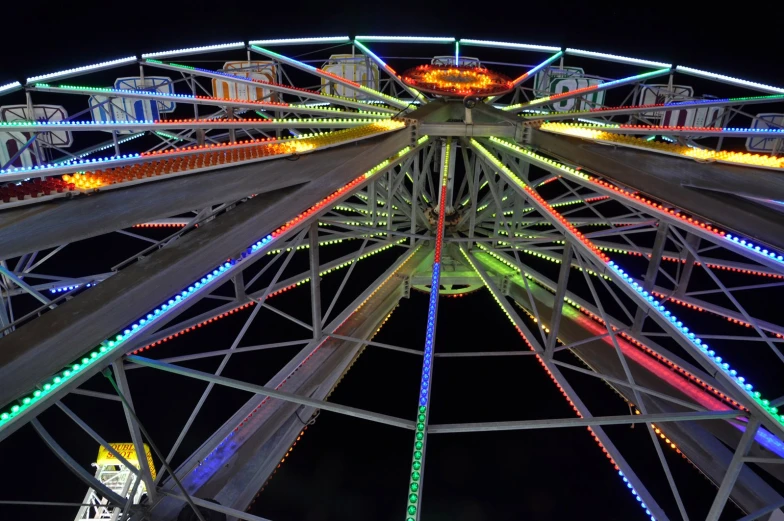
[27,56,137,83]
[504,69,670,111]
[460,249,659,520]
[472,139,784,431]
[650,291,784,339]
[487,136,784,270]
[521,93,784,121]
[141,42,245,59]
[352,40,396,75]
[249,45,412,111]
[676,66,784,94]
[404,139,451,521]
[565,48,671,69]
[0,138,428,432]
[351,40,427,104]
[355,36,455,43]
[132,239,407,354]
[552,121,784,138]
[31,84,390,119]
[603,247,783,279]
[509,51,564,87]
[563,297,784,458]
[458,39,561,53]
[249,36,350,46]
[49,283,95,294]
[0,81,22,95]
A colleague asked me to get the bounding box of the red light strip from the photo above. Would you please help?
[650,290,784,339]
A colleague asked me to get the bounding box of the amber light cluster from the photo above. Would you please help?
[0,122,405,204]
[650,290,784,340]
[53,122,404,192]
[538,122,784,170]
[400,64,513,97]
[0,177,73,203]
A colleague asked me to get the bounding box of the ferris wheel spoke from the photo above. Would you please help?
[485,50,564,104]
[141,58,396,114]
[572,248,694,521]
[29,84,391,120]
[489,137,784,274]
[249,45,412,111]
[504,68,671,112]
[0,125,408,255]
[550,122,784,140]
[522,93,784,122]
[352,40,429,105]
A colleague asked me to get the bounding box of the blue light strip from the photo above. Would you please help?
[526,51,564,78]
[404,139,450,521]
[27,56,137,83]
[355,36,455,43]
[726,234,784,265]
[419,263,440,407]
[676,66,784,94]
[458,39,561,53]
[352,40,389,68]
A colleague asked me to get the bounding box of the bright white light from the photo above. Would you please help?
[141,42,245,59]
[566,48,671,69]
[249,36,350,46]
[459,39,560,52]
[0,81,21,94]
[355,36,455,43]
[27,56,137,83]
[676,66,784,94]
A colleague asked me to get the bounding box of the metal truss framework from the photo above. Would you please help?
[0,37,783,521]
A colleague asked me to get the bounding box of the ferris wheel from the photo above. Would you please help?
[0,35,783,521]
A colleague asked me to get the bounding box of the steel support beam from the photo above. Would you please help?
[32,418,126,508]
[705,419,761,521]
[127,355,414,430]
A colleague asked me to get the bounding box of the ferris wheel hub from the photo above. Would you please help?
[400,64,514,98]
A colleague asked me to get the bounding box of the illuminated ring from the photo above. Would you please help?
[400,65,514,97]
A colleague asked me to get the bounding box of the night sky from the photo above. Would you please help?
[1,3,784,521]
